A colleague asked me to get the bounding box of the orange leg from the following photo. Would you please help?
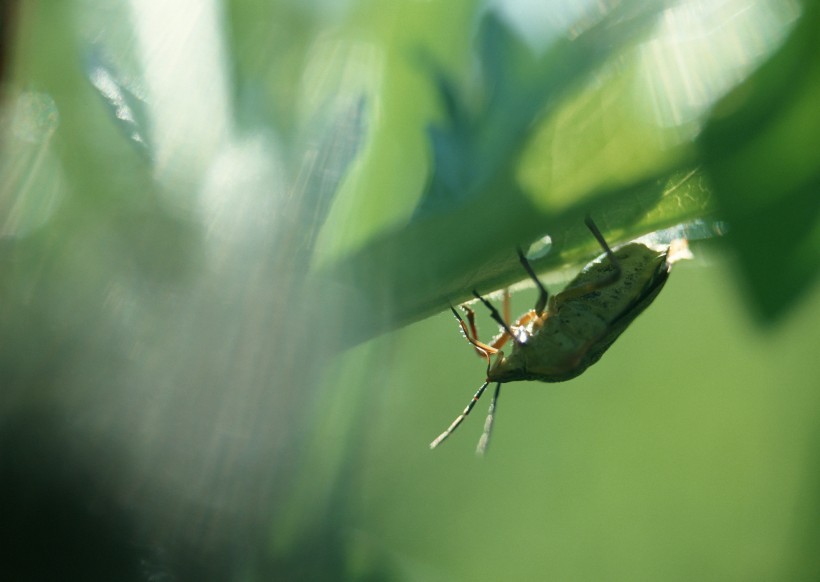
[454,298,540,358]
[438,292,534,454]
[487,309,539,351]
[502,288,511,328]
[472,290,516,343]
[460,305,485,358]
[462,290,510,341]
[450,306,498,359]
[461,302,520,357]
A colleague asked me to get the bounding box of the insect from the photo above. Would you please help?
[430,217,690,454]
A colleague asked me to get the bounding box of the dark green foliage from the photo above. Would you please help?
[699,0,820,322]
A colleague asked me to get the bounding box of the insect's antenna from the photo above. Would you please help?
[475,383,502,456]
[430,381,491,449]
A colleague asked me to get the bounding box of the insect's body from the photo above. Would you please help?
[489,242,670,384]
[430,218,689,454]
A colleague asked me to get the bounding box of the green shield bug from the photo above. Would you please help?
[430,217,691,454]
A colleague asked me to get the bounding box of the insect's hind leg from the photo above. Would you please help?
[516,248,549,315]
[559,217,623,301]
[584,216,621,286]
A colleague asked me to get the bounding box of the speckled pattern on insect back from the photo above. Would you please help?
[494,243,669,384]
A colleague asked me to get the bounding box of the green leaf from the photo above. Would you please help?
[698,0,820,323]
[316,3,714,346]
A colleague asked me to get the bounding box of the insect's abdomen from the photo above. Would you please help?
[561,243,668,322]
[518,305,610,382]
[549,243,670,372]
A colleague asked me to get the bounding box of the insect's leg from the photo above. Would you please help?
[430,381,491,449]
[584,215,621,286]
[475,383,502,456]
[516,248,549,315]
[463,305,480,341]
[470,289,519,353]
[510,310,538,331]
[456,292,538,356]
[459,305,492,358]
[502,288,511,326]
[558,217,624,301]
[450,306,498,357]
[484,310,538,353]
[472,290,523,346]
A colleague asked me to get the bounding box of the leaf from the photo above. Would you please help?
[698,0,820,323]
[315,2,713,347]
[415,3,667,218]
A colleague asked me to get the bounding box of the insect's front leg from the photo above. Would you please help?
[472,290,528,347]
[460,290,541,354]
[457,289,514,358]
[450,306,499,358]
[460,304,493,358]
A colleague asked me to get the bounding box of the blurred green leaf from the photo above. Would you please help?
[699,0,820,323]
[317,2,713,346]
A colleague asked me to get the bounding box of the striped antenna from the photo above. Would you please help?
[475,383,502,455]
[429,381,490,449]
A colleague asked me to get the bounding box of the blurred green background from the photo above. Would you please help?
[1,0,818,580]
[342,254,820,580]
